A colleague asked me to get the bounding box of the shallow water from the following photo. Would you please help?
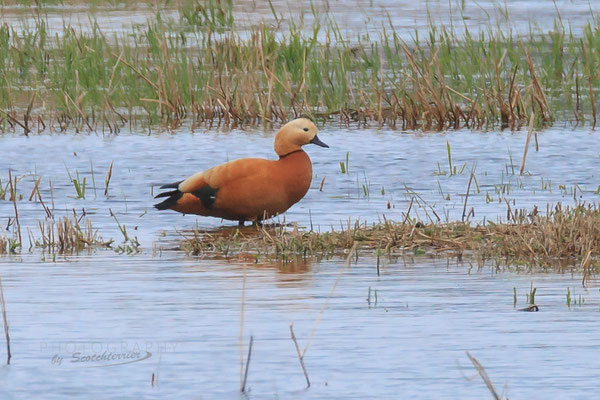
[0,125,599,398]
[1,254,599,399]
[0,125,598,242]
[1,0,600,397]
[1,0,598,40]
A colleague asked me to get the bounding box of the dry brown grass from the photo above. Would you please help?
[180,203,600,271]
[0,235,7,255]
[37,216,112,253]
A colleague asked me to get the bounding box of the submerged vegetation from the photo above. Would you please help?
[0,0,599,132]
[181,203,600,274]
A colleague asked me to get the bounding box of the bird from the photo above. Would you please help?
[154,118,329,226]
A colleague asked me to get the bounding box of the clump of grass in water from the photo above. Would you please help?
[109,209,141,254]
[526,282,537,305]
[339,152,349,174]
[180,203,600,273]
[565,287,586,308]
[445,141,467,175]
[0,3,598,132]
[36,215,112,253]
[65,166,87,199]
[0,234,7,255]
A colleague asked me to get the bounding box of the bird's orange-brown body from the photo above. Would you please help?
[168,151,312,220]
[154,118,328,225]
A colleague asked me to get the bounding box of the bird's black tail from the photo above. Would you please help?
[154,181,183,210]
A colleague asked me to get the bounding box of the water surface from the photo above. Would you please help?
[1,0,597,40]
[1,125,598,242]
[0,125,599,398]
[0,254,599,399]
[1,0,600,397]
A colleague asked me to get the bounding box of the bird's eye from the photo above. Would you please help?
[303,128,309,132]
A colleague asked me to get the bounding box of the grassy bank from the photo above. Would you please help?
[180,203,600,274]
[0,1,599,132]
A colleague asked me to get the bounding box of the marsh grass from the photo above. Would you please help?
[65,168,86,199]
[36,215,112,253]
[0,2,599,132]
[109,209,141,253]
[180,203,600,272]
[0,234,7,255]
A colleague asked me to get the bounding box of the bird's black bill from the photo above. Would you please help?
[310,135,329,148]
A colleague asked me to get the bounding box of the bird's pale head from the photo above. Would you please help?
[274,118,328,157]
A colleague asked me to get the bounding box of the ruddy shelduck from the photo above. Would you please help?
[154,118,329,225]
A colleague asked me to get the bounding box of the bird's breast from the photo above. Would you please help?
[278,150,313,204]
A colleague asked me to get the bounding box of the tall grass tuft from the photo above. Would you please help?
[37,216,111,253]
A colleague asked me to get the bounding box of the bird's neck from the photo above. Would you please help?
[277,149,311,171]
[278,149,303,159]
[274,136,302,157]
